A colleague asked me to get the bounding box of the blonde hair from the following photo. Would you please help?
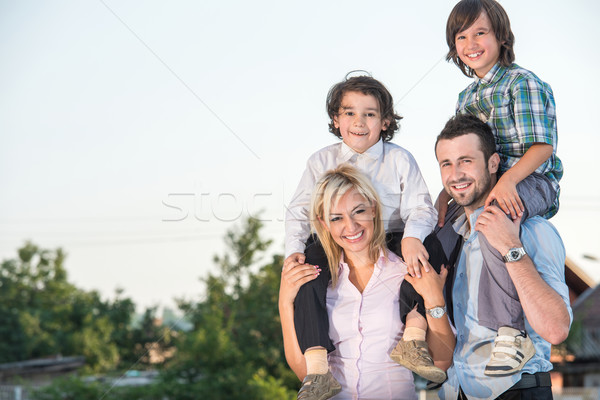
[309,164,387,287]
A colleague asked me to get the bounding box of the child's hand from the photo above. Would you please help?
[434,188,452,227]
[401,237,430,278]
[484,175,524,220]
[284,252,306,270]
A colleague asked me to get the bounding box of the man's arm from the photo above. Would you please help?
[475,206,570,344]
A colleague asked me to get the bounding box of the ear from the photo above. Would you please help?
[488,153,500,174]
[381,118,390,131]
[333,115,340,129]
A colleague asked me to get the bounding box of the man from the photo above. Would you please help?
[435,114,572,400]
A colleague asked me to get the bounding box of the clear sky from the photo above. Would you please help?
[1,0,599,311]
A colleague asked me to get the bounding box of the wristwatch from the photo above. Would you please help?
[503,247,527,263]
[426,305,447,319]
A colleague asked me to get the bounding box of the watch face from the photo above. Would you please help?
[510,250,520,260]
[429,307,445,318]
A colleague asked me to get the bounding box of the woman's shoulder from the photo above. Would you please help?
[382,249,408,272]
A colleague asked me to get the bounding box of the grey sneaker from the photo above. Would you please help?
[485,326,535,376]
[390,339,447,383]
[297,370,342,400]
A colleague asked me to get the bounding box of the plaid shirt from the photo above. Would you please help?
[456,63,562,217]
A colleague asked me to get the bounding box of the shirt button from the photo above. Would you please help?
[460,335,465,340]
[460,273,464,277]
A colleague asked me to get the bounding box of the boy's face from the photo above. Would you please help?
[333,91,389,154]
[454,11,501,78]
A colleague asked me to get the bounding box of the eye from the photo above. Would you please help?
[456,35,465,41]
[344,111,355,116]
[330,216,341,222]
[476,31,485,36]
[366,112,377,118]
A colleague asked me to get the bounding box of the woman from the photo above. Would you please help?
[279,165,455,400]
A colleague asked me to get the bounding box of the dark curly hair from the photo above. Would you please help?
[446,0,515,78]
[326,75,402,142]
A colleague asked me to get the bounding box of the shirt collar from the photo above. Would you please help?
[338,139,383,163]
[339,248,386,271]
[453,206,485,240]
[474,62,507,86]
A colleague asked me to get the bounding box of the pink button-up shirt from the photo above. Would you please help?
[327,251,417,400]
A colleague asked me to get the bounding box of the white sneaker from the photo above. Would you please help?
[484,326,535,376]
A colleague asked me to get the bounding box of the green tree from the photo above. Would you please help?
[0,242,136,373]
[167,216,296,399]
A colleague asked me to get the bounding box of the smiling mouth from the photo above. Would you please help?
[344,231,364,240]
[452,182,472,190]
[467,51,483,59]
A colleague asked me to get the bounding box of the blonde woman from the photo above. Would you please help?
[279,165,455,400]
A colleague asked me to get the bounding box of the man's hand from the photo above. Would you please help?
[484,175,524,220]
[475,205,522,256]
[434,188,452,227]
[401,237,429,278]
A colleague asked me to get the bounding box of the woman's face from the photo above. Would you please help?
[323,188,375,258]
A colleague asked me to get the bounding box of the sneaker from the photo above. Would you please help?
[390,339,447,383]
[484,326,535,376]
[297,370,342,400]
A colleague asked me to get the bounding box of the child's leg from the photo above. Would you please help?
[477,174,554,376]
[293,236,335,355]
[515,173,557,221]
[477,173,556,331]
[294,237,342,399]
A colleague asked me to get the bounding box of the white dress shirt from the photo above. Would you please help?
[285,139,437,257]
[327,250,417,400]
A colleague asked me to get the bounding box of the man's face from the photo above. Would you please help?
[436,133,498,213]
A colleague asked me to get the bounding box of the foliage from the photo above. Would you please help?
[10,215,298,398]
[167,216,297,398]
[0,242,152,373]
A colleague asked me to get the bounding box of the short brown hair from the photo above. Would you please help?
[446,0,515,77]
[326,75,402,141]
[435,114,497,163]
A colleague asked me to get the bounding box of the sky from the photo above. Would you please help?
[1,0,599,312]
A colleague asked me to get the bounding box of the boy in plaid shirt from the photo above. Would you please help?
[439,0,562,376]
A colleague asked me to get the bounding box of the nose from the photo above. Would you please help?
[344,216,358,231]
[353,114,365,126]
[449,164,465,181]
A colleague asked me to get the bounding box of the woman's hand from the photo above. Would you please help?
[404,262,448,308]
[279,258,320,308]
